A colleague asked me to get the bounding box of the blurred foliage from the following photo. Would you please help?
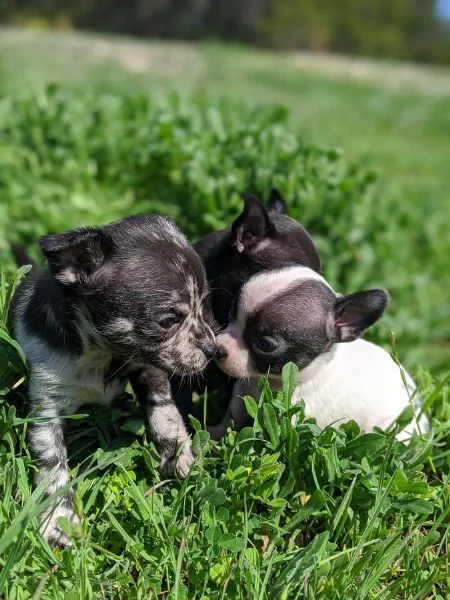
[1,0,450,64]
[0,86,448,373]
[262,0,450,62]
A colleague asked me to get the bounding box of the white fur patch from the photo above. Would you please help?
[108,318,135,334]
[290,339,428,437]
[159,440,194,478]
[21,328,126,415]
[238,266,331,327]
[36,466,70,497]
[56,268,77,285]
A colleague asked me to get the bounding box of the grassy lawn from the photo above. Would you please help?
[0,28,449,598]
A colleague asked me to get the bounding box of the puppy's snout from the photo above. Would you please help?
[215,345,228,361]
[203,342,218,360]
[213,330,253,378]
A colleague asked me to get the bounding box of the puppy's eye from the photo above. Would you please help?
[255,337,277,353]
[158,315,179,329]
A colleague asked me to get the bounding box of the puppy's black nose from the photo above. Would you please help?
[215,345,228,361]
[203,343,218,360]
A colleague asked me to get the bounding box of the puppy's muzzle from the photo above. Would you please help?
[214,327,255,378]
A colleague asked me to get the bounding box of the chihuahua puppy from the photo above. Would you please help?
[10,215,216,547]
[211,265,429,439]
[174,189,322,422]
[195,188,321,326]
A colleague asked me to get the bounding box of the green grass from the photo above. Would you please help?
[0,28,449,598]
[1,353,449,598]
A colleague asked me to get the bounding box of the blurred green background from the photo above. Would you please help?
[2,0,450,63]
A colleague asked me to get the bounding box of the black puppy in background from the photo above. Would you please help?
[10,215,216,547]
[175,188,321,423]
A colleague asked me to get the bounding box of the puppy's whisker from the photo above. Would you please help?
[104,353,135,383]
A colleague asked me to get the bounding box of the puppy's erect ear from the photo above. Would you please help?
[267,187,288,215]
[231,193,275,253]
[39,227,114,286]
[330,289,389,343]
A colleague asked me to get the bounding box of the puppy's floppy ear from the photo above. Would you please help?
[329,289,389,343]
[231,193,275,253]
[39,227,114,286]
[267,187,288,215]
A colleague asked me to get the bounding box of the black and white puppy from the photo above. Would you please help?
[175,189,322,421]
[195,188,321,327]
[10,215,216,547]
[212,265,429,439]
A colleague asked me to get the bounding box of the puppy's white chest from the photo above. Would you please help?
[70,371,125,409]
[31,349,127,414]
[65,356,126,410]
[20,332,127,413]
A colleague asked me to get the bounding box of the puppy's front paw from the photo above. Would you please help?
[175,445,195,478]
[40,503,80,549]
[160,442,195,479]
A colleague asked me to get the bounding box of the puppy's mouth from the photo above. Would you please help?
[159,357,210,377]
[215,348,257,379]
[156,342,217,377]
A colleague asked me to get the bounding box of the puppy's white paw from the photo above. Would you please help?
[175,445,195,478]
[40,504,80,549]
[160,442,195,479]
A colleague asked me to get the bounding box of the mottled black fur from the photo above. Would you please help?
[10,214,216,547]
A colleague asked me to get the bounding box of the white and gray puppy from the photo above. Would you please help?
[211,265,429,440]
[10,214,216,547]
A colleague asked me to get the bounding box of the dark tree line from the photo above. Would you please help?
[2,0,450,64]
